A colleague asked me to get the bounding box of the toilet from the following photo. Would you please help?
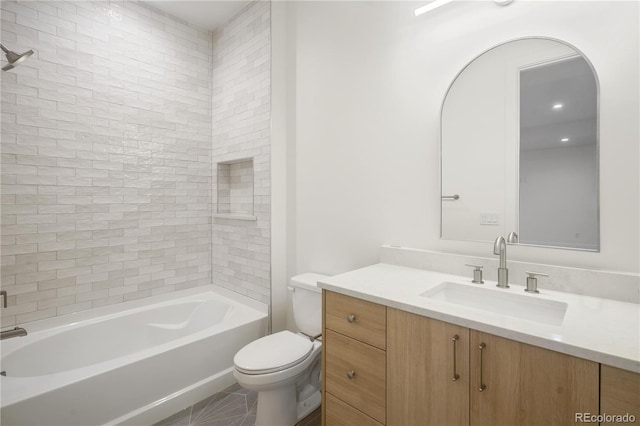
[233,273,327,426]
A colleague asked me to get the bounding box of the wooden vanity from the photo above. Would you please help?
[321,290,639,426]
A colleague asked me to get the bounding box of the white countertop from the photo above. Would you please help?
[318,263,640,373]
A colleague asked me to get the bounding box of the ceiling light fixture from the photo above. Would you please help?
[415,0,513,17]
[553,103,564,110]
[561,138,569,142]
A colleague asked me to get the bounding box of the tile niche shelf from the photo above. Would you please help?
[214,158,257,221]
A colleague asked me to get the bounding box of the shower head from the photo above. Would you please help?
[1,43,34,71]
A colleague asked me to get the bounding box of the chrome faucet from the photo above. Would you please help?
[1,327,27,340]
[0,291,28,340]
[493,236,509,288]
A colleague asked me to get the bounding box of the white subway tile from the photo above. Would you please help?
[57,301,92,316]
[16,307,56,324]
[1,0,229,326]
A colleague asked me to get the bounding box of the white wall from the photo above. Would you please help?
[441,40,511,242]
[279,0,639,279]
[520,144,598,249]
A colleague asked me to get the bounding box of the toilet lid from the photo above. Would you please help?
[234,330,314,375]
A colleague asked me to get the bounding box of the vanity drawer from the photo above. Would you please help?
[325,392,384,426]
[325,290,386,349]
[325,329,386,423]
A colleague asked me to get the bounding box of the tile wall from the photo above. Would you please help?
[0,0,213,327]
[210,1,271,304]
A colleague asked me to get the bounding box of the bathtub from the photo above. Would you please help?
[0,285,268,426]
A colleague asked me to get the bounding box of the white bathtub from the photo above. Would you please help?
[0,285,268,426]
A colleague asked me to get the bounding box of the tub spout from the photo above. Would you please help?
[1,327,27,340]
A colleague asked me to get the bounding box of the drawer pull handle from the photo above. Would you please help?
[347,370,356,380]
[452,334,460,382]
[478,342,486,392]
[347,314,356,323]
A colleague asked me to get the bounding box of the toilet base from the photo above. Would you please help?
[255,384,297,426]
[255,386,321,426]
[297,389,321,420]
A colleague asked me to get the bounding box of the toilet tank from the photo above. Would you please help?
[290,273,328,337]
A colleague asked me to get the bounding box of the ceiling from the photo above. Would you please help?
[143,0,252,31]
[520,56,598,151]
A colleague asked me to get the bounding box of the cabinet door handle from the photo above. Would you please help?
[347,370,356,379]
[452,334,460,382]
[347,314,356,323]
[478,342,486,392]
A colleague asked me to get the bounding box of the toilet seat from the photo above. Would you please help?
[234,331,313,375]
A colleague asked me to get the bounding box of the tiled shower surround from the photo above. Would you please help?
[211,1,271,304]
[0,1,271,327]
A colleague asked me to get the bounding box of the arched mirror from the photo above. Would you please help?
[441,38,599,251]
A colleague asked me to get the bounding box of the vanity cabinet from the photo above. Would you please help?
[323,291,386,426]
[600,365,640,425]
[324,292,619,426]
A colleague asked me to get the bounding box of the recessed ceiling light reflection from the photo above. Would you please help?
[552,103,563,110]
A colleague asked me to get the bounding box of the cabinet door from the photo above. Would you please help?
[470,331,598,426]
[600,365,639,426]
[387,308,470,426]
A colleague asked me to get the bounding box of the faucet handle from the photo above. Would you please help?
[465,264,484,284]
[524,271,548,294]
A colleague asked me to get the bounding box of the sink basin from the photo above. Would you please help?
[421,282,568,326]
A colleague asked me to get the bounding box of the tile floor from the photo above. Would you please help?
[154,383,321,426]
